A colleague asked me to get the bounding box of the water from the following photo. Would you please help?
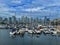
[0,29,60,45]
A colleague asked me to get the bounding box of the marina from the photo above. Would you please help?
[8,24,60,36]
[0,16,60,45]
[0,29,60,45]
[9,27,60,36]
[0,0,60,45]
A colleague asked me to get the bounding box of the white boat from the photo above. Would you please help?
[49,28,57,35]
[25,28,29,32]
[10,32,16,35]
[10,29,17,35]
[34,30,41,34]
[40,29,44,31]
[43,30,50,34]
[43,28,50,34]
[18,29,25,34]
[28,30,34,34]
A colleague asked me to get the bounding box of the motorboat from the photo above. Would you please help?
[49,28,57,35]
[9,31,17,35]
[28,30,34,34]
[42,28,50,34]
[34,30,41,34]
[43,30,50,34]
[9,28,17,35]
[17,29,25,34]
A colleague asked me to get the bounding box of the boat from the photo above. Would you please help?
[34,30,41,34]
[43,30,50,34]
[43,28,50,34]
[28,30,34,34]
[49,28,57,35]
[10,31,16,35]
[17,29,25,34]
[9,28,17,35]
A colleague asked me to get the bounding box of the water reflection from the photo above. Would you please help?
[19,33,25,38]
[10,35,16,38]
[10,33,25,38]
[10,33,41,39]
[0,29,60,45]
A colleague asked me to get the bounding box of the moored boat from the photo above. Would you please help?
[34,30,41,34]
[10,31,16,35]
[28,30,34,34]
[43,28,50,34]
[9,27,17,35]
[17,29,25,34]
[49,28,57,35]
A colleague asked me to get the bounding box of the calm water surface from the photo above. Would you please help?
[0,29,60,45]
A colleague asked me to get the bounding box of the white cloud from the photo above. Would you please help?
[11,0,22,4]
[0,0,60,17]
[0,3,16,12]
[46,3,60,7]
[22,7,45,12]
[0,3,17,17]
[0,7,16,13]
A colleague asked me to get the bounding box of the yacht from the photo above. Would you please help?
[9,27,17,35]
[49,28,57,35]
[34,30,41,34]
[43,28,50,34]
[28,30,34,34]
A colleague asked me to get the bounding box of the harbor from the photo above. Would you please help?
[0,16,60,45]
[0,14,60,45]
[0,21,60,45]
[0,29,60,45]
[0,0,60,45]
[0,16,60,36]
[9,25,60,36]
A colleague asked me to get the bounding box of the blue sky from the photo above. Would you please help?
[0,0,60,19]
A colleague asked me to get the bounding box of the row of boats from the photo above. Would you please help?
[10,27,60,36]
